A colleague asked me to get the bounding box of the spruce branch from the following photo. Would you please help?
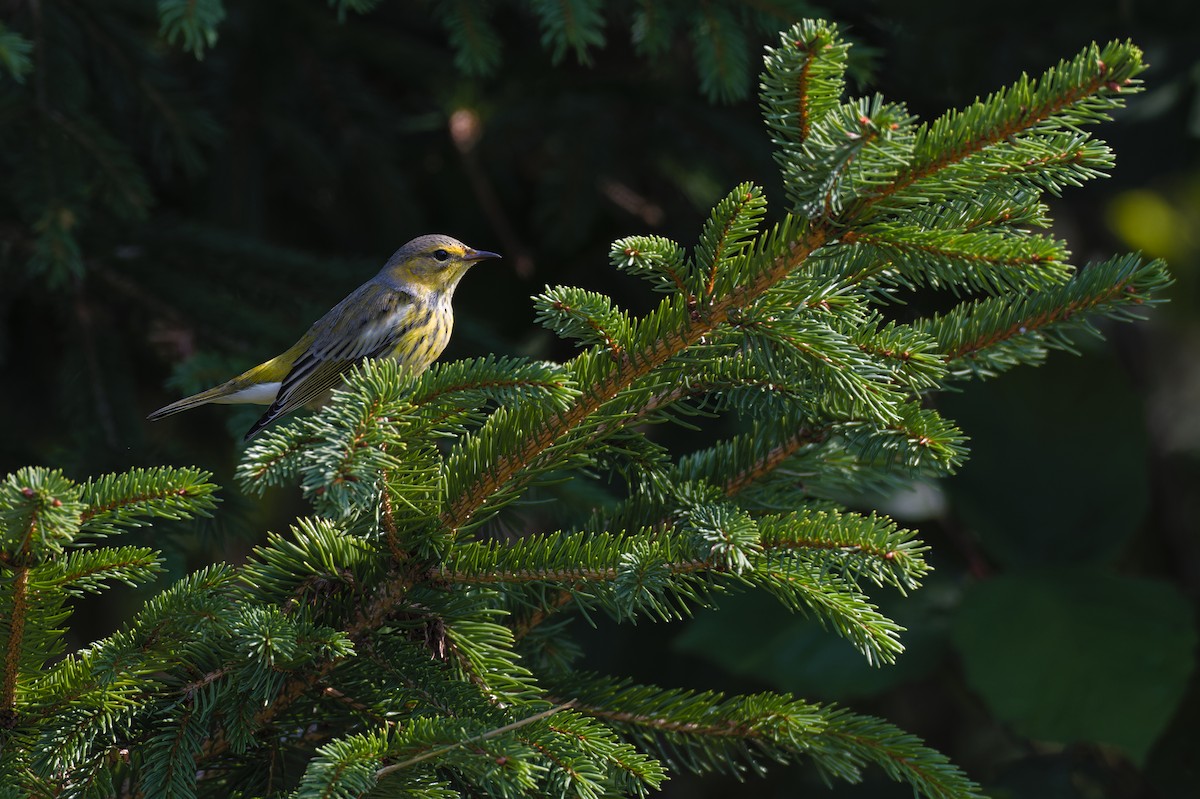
[695,181,769,298]
[51,547,163,596]
[375,702,572,777]
[555,674,983,797]
[78,467,219,537]
[691,3,751,103]
[0,22,33,83]
[535,287,632,356]
[611,235,690,295]
[849,40,1145,219]
[156,0,225,59]
[757,510,929,594]
[0,564,28,726]
[440,217,829,535]
[835,225,1072,296]
[437,516,918,663]
[718,423,833,497]
[815,710,984,799]
[235,425,319,488]
[529,0,607,65]
[760,19,849,147]
[433,0,503,77]
[783,95,918,218]
[410,356,578,420]
[920,253,1171,379]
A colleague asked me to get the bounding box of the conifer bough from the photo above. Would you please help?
[0,19,1168,799]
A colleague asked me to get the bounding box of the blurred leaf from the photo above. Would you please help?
[953,570,1196,764]
[942,353,1148,569]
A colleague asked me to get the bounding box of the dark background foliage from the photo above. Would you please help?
[1,1,1198,796]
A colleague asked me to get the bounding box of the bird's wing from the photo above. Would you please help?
[244,282,416,439]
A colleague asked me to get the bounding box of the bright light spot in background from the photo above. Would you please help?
[1106,189,1195,263]
[1107,183,1200,454]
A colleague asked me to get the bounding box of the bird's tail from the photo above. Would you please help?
[146,384,239,420]
[147,374,281,420]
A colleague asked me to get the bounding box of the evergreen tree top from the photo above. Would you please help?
[0,14,1172,799]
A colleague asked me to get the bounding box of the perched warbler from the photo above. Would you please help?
[148,234,500,440]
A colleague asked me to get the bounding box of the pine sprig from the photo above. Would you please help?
[918,253,1171,380]
[761,20,850,148]
[49,547,164,596]
[535,287,633,355]
[691,4,752,104]
[157,0,226,59]
[437,529,720,624]
[240,360,434,520]
[0,467,83,560]
[0,22,33,83]
[529,0,607,65]
[731,313,910,423]
[780,95,917,218]
[836,224,1073,296]
[137,705,207,799]
[815,709,985,799]
[79,466,219,538]
[681,418,834,501]
[0,464,220,766]
[431,590,540,702]
[433,0,503,76]
[751,559,906,665]
[757,509,930,594]
[411,355,578,424]
[854,40,1145,218]
[611,235,690,295]
[239,518,383,614]
[694,182,769,298]
[555,673,983,797]
[439,511,917,663]
[234,421,320,491]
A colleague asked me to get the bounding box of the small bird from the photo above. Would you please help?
[148,234,500,440]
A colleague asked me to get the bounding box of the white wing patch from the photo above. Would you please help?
[212,382,281,405]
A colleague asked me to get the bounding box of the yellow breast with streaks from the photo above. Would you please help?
[381,299,453,375]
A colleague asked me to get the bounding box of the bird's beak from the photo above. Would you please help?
[464,248,502,262]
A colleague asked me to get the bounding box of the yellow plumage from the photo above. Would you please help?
[148,234,499,440]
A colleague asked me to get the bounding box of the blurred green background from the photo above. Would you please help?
[1,1,1197,796]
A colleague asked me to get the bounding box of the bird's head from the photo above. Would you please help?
[382,234,501,294]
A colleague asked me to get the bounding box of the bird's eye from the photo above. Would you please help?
[433,249,450,262]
